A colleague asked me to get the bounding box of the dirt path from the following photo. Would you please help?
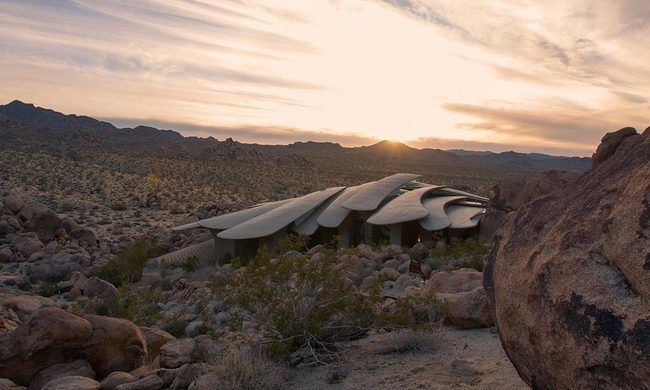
[287,327,528,389]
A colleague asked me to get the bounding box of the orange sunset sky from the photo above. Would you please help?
[1,0,648,156]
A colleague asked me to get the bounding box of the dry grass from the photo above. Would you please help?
[209,346,287,390]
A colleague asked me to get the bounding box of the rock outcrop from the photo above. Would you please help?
[591,127,638,168]
[479,170,579,242]
[484,127,650,388]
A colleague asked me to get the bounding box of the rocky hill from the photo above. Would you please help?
[0,100,591,172]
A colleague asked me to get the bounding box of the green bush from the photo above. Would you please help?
[88,238,159,286]
[274,234,309,253]
[444,237,488,258]
[182,255,201,272]
[163,318,189,338]
[211,251,379,362]
[36,281,60,297]
[378,295,438,329]
[76,284,163,326]
[430,237,488,272]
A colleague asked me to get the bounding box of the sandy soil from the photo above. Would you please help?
[287,327,528,389]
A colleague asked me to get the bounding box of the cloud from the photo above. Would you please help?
[611,91,648,104]
[377,0,650,90]
[442,100,647,153]
[0,0,321,88]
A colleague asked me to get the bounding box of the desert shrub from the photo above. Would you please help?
[110,202,127,211]
[88,238,159,286]
[193,343,210,363]
[211,251,379,362]
[151,278,174,291]
[36,281,60,297]
[444,237,488,259]
[429,237,488,271]
[163,318,189,338]
[169,203,185,214]
[182,255,201,272]
[275,234,310,253]
[76,284,163,326]
[459,255,485,272]
[378,295,441,329]
[210,345,286,390]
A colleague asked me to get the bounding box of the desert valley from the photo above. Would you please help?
[1,1,649,389]
[0,101,648,389]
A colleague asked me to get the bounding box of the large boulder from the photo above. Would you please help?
[70,228,98,247]
[159,338,196,369]
[420,268,483,295]
[11,234,44,258]
[18,202,62,242]
[100,372,137,390]
[591,127,638,168]
[41,376,100,390]
[2,195,24,214]
[29,359,95,390]
[0,378,25,389]
[479,170,579,242]
[420,268,493,328]
[0,308,93,386]
[140,327,175,363]
[81,314,148,378]
[0,290,58,336]
[484,127,650,388]
[67,272,118,300]
[28,252,91,281]
[437,288,493,328]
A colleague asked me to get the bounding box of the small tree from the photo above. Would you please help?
[89,238,159,286]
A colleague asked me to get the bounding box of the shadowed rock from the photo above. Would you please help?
[591,127,637,168]
[80,314,148,378]
[0,308,93,385]
[479,170,579,242]
[484,127,650,389]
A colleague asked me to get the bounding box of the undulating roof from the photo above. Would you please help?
[174,173,488,240]
[217,187,345,240]
[341,173,421,211]
[172,199,292,232]
[367,185,442,225]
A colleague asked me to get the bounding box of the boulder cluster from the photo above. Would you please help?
[0,236,495,388]
[0,287,192,389]
[0,196,114,284]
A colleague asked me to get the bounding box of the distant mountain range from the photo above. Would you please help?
[0,100,591,171]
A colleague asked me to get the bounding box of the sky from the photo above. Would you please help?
[0,0,648,156]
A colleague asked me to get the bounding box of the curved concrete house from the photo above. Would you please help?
[170,173,488,261]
